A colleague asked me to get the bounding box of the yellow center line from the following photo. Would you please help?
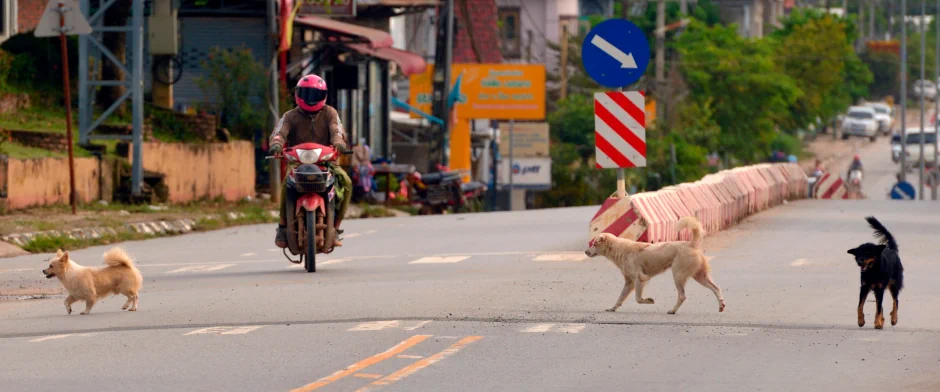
[353,374,384,379]
[289,334,432,392]
[354,336,484,392]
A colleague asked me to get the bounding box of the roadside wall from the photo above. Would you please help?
[1,157,104,210]
[133,141,255,203]
[0,141,255,211]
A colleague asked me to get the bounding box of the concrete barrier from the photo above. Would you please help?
[812,172,849,199]
[588,162,811,245]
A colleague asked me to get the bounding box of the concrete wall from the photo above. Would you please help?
[2,157,104,210]
[134,141,256,203]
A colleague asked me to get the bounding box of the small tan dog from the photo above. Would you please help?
[585,216,725,315]
[42,247,142,315]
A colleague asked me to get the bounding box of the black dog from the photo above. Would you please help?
[847,217,904,329]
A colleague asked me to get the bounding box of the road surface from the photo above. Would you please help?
[2,200,939,391]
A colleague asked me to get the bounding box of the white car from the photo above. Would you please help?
[864,102,893,135]
[900,127,938,169]
[841,106,879,142]
[914,80,938,100]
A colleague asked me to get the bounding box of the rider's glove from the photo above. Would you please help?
[270,142,283,156]
[334,143,347,154]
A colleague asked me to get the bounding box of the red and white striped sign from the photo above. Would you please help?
[595,91,646,168]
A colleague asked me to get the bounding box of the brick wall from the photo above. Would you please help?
[453,0,502,63]
[17,0,46,32]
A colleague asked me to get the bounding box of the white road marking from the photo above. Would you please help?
[521,324,556,333]
[521,323,586,334]
[344,230,377,239]
[408,256,469,264]
[349,320,401,331]
[167,264,235,274]
[554,324,587,334]
[29,333,95,343]
[241,252,257,257]
[30,334,74,342]
[791,259,810,267]
[401,320,432,331]
[184,326,264,336]
[533,253,588,262]
[0,268,36,273]
[348,320,432,331]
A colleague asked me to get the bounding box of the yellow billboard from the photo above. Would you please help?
[409,64,546,121]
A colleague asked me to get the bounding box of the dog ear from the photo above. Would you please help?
[846,248,858,256]
[56,249,63,257]
[61,251,69,261]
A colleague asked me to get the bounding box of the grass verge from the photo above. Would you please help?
[19,206,278,253]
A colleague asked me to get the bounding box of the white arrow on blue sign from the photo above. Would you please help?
[890,181,915,200]
[581,19,651,88]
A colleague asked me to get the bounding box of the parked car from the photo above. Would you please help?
[899,127,938,169]
[914,79,938,100]
[841,106,879,142]
[864,102,893,135]
[891,133,902,163]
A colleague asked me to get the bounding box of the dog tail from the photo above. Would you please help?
[865,216,898,251]
[677,216,704,249]
[103,247,136,268]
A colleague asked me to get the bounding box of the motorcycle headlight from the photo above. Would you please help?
[295,148,322,164]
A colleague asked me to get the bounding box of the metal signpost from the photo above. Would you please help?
[900,0,908,183]
[919,0,927,200]
[582,18,651,199]
[34,0,92,214]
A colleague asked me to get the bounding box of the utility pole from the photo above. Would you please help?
[869,0,876,40]
[934,0,939,200]
[429,0,455,172]
[919,0,927,200]
[655,0,666,122]
[901,0,908,183]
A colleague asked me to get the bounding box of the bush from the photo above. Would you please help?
[196,46,269,140]
[0,32,77,90]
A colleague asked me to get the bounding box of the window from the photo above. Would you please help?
[498,7,521,59]
[847,111,874,120]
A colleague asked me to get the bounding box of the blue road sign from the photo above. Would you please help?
[890,181,915,200]
[581,19,651,88]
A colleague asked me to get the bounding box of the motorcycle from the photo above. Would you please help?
[268,143,351,273]
[847,169,864,199]
[407,168,487,215]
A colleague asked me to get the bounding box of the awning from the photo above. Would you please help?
[294,15,394,49]
[345,43,428,76]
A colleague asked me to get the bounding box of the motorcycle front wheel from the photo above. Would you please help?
[305,210,317,273]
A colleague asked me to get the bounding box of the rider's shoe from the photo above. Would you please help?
[275,225,287,248]
[334,218,344,235]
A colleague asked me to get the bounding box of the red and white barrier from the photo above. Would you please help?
[812,172,849,199]
[589,162,812,246]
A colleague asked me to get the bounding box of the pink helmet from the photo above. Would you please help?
[295,74,328,112]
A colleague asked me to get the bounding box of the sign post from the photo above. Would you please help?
[582,18,651,199]
[35,0,92,215]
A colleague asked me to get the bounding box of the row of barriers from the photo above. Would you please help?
[588,163,810,244]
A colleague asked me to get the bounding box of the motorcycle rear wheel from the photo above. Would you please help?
[304,210,317,273]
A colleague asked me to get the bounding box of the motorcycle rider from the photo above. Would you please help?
[269,75,351,249]
[846,154,864,178]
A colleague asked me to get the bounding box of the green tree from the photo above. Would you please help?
[675,21,801,163]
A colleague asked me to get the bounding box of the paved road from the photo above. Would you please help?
[1,200,939,391]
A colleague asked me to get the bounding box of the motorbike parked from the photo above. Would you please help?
[407,168,487,215]
[268,143,351,273]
